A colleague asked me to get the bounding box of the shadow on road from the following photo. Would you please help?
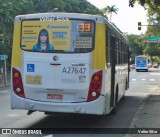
[25,95,144,129]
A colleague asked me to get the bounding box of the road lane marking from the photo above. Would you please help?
[7,114,22,117]
[141,79,146,81]
[132,79,136,81]
[150,79,155,81]
[149,73,160,75]
[0,114,24,118]
[44,135,53,137]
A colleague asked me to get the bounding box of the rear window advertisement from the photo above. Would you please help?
[136,57,147,62]
[136,57,147,67]
[21,20,71,51]
[21,20,94,53]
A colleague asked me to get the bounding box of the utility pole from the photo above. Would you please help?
[4,58,7,86]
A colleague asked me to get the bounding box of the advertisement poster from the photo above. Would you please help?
[136,57,147,67]
[21,20,71,51]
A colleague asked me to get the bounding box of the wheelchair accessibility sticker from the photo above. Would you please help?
[27,64,35,72]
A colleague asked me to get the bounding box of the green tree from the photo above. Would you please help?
[0,0,34,67]
[127,34,143,61]
[102,5,118,21]
[129,0,160,7]
[128,0,160,63]
[129,0,160,21]
[144,26,160,63]
[0,0,102,68]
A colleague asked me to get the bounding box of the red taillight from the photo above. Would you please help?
[87,70,102,102]
[12,68,25,98]
[146,64,148,67]
[92,83,100,89]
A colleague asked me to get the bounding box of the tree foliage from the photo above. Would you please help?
[0,0,103,68]
[126,34,143,61]
[0,0,34,65]
[129,0,160,8]
[127,0,160,63]
[129,0,160,21]
[102,5,118,21]
[127,32,160,63]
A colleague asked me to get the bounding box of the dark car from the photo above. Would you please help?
[154,64,159,68]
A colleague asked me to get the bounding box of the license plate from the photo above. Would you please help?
[47,94,63,100]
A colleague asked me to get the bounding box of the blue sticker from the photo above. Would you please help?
[27,64,35,72]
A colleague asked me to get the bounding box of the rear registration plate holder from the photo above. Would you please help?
[47,94,63,100]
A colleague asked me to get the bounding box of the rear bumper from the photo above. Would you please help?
[11,91,106,115]
[136,67,148,69]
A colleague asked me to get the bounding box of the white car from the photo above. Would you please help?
[130,64,135,69]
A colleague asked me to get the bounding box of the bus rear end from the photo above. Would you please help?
[135,55,149,72]
[11,13,106,115]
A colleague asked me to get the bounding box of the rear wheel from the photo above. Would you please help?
[115,86,119,107]
[125,79,128,90]
[44,112,69,117]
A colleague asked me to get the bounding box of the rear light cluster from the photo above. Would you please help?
[12,68,25,98]
[87,70,102,101]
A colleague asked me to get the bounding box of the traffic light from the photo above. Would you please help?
[138,22,141,30]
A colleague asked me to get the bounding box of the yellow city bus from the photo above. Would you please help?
[11,13,129,115]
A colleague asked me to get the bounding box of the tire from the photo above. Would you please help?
[121,95,125,100]
[110,107,117,115]
[125,79,128,90]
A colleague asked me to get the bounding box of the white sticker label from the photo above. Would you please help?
[79,75,86,83]
[75,37,92,48]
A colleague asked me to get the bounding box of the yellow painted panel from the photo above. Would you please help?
[92,23,106,69]
[11,22,22,67]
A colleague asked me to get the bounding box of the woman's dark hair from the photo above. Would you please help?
[37,29,49,46]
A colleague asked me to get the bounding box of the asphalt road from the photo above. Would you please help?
[0,67,160,137]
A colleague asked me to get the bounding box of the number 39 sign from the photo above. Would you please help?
[77,23,91,32]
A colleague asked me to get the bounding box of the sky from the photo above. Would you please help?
[87,0,148,35]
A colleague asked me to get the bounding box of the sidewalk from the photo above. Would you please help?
[126,84,160,137]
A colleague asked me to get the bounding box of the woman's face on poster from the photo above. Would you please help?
[40,33,47,44]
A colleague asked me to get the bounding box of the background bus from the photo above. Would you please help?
[11,13,129,115]
[135,55,149,72]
